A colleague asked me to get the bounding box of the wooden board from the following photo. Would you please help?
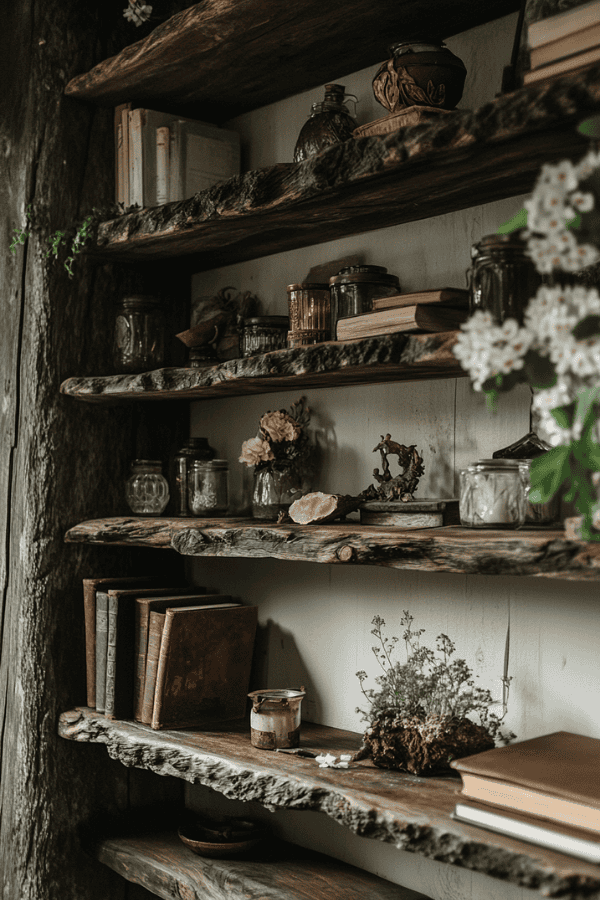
[83,69,598,268]
[91,831,430,900]
[64,0,520,121]
[63,518,600,582]
[60,709,600,899]
[59,333,464,402]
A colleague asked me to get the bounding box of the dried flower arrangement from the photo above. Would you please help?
[454,117,600,540]
[354,612,515,775]
[239,397,312,478]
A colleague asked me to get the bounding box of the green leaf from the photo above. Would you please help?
[578,114,600,138]
[551,403,575,430]
[529,446,571,502]
[572,314,600,340]
[497,208,528,234]
[565,212,582,231]
[522,349,557,389]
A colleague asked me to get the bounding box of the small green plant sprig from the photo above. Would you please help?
[9,204,32,253]
[356,612,515,745]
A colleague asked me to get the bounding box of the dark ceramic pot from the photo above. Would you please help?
[373,39,467,113]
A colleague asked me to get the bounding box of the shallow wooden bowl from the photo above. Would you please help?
[178,817,266,858]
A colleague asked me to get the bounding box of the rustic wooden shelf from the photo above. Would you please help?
[64,0,520,121]
[59,334,463,402]
[63,517,600,581]
[60,709,600,899]
[85,68,599,269]
[90,830,428,900]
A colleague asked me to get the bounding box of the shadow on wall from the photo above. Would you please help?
[250,619,320,723]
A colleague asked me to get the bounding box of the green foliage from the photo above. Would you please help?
[9,204,32,253]
[497,208,528,234]
[356,612,515,745]
[47,209,99,278]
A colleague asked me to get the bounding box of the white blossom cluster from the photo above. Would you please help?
[453,311,533,391]
[123,0,152,26]
[524,153,600,273]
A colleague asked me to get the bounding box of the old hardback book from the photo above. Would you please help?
[523,43,600,83]
[85,576,158,710]
[450,731,600,833]
[336,304,468,340]
[103,585,201,720]
[140,601,240,725]
[528,0,600,48]
[371,288,469,311]
[151,604,258,730]
[134,591,224,722]
[529,19,600,68]
[453,801,600,864]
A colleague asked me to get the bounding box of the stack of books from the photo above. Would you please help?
[335,288,469,341]
[115,104,240,209]
[83,577,257,730]
[451,731,600,864]
[524,0,600,85]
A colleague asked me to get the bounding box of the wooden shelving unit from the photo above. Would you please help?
[90,831,428,900]
[59,333,463,402]
[61,709,600,900]
[64,517,600,581]
[87,66,600,270]
[64,0,520,121]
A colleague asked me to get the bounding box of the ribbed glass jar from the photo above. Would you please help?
[241,316,290,357]
[113,295,165,373]
[286,283,331,347]
[188,459,229,516]
[459,459,527,528]
[125,460,170,516]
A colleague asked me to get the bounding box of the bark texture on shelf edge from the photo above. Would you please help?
[58,710,600,900]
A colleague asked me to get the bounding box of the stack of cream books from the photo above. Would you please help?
[524,0,600,85]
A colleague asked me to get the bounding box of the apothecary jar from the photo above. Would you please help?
[113,294,165,373]
[188,459,229,517]
[125,460,170,516]
[459,459,528,528]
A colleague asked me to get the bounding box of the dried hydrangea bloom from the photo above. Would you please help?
[260,410,302,443]
[239,437,275,467]
[123,0,152,25]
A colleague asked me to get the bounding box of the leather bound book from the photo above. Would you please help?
[151,604,257,730]
[335,304,468,340]
[82,576,158,708]
[104,585,200,721]
[371,288,469,311]
[451,731,600,833]
[140,611,166,725]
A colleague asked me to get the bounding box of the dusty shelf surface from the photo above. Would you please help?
[59,334,463,402]
[63,517,600,581]
[83,67,599,269]
[91,830,430,900]
[60,709,600,899]
[64,0,520,120]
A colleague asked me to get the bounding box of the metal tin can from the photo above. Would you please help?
[248,688,306,749]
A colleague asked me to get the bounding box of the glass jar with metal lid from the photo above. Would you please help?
[125,459,170,516]
[113,294,165,373]
[241,316,289,357]
[173,437,216,516]
[459,458,528,528]
[467,233,542,324]
[286,283,331,348]
[188,459,229,517]
[329,265,401,336]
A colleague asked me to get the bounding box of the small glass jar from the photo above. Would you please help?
[520,458,562,525]
[459,459,528,528]
[113,295,165,373]
[188,459,229,516]
[466,233,542,324]
[173,438,216,516]
[286,283,331,347]
[241,316,290,357]
[329,265,400,335]
[125,460,170,516]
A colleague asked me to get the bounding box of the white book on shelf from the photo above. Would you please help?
[115,122,124,206]
[169,118,240,202]
[528,0,600,48]
[156,126,170,206]
[121,105,131,208]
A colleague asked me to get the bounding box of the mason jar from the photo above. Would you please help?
[467,234,542,324]
[329,265,400,336]
[459,459,528,528]
[113,295,165,373]
[125,460,170,516]
[188,459,229,516]
[172,438,216,516]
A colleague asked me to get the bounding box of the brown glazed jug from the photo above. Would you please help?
[373,38,467,113]
[293,84,357,162]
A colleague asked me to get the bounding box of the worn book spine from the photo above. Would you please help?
[528,0,600,48]
[83,581,97,707]
[104,595,118,718]
[120,103,132,208]
[128,107,145,207]
[156,126,170,205]
[530,20,600,69]
[95,592,109,713]
[140,612,166,725]
[523,43,600,83]
[371,289,469,311]
[336,304,467,339]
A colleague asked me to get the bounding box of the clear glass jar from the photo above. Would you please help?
[188,459,229,516]
[252,467,303,520]
[241,316,290,357]
[286,283,331,347]
[459,459,528,528]
[125,460,170,516]
[173,438,216,516]
[466,234,542,324]
[113,295,165,373]
[329,265,400,336]
[520,458,561,525]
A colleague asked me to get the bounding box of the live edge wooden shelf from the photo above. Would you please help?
[64,517,600,581]
[59,709,600,900]
[80,67,600,270]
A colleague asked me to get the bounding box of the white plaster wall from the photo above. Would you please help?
[185,13,600,900]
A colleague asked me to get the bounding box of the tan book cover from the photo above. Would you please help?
[528,0,600,48]
[151,604,257,730]
[451,731,600,833]
[371,288,469,311]
[336,304,467,340]
[530,20,600,68]
[523,43,600,83]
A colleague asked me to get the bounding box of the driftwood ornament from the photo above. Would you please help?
[363,434,425,502]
